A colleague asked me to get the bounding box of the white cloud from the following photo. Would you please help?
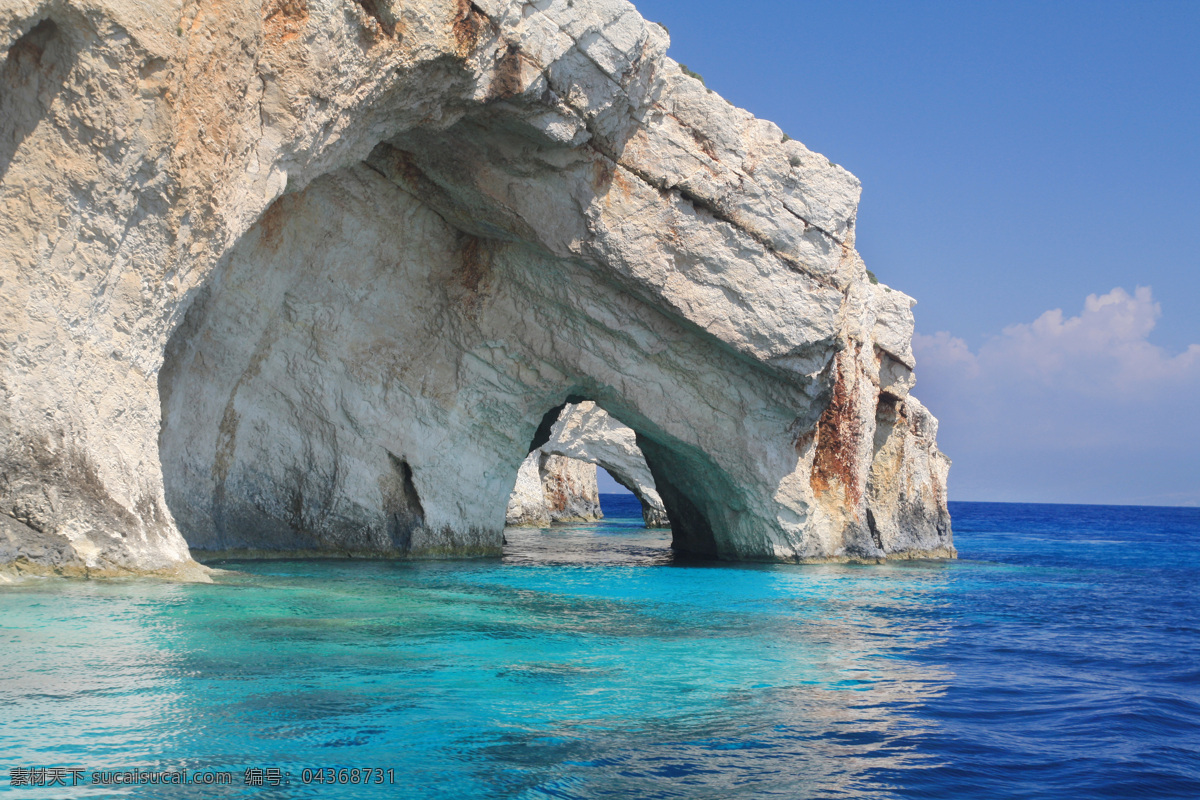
[912,287,1200,505]
[917,287,1200,395]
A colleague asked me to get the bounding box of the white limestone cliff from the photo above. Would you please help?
[0,0,952,577]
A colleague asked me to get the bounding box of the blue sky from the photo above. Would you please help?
[598,0,1200,505]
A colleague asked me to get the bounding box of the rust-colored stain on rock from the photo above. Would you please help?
[591,158,614,192]
[352,0,395,37]
[255,193,297,252]
[456,235,494,320]
[453,0,486,57]
[489,45,527,100]
[263,0,309,42]
[810,352,863,506]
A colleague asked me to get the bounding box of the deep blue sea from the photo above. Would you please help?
[1,498,1197,798]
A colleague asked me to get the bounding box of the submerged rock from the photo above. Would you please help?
[0,0,952,573]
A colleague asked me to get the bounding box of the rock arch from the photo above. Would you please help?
[0,0,953,578]
[526,402,669,529]
[156,155,784,559]
[504,401,670,530]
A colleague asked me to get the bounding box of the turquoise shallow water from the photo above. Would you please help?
[1,497,1198,798]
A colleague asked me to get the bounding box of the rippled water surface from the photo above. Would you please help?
[2,499,1198,798]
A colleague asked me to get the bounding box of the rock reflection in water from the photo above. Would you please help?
[492,524,953,798]
[1,519,954,799]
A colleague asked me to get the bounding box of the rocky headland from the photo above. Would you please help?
[0,0,953,579]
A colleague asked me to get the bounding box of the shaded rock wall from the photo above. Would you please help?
[0,0,952,574]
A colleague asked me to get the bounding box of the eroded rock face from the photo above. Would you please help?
[505,450,601,527]
[0,0,952,575]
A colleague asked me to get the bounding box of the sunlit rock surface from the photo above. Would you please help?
[505,450,601,527]
[0,0,952,575]
[505,452,554,528]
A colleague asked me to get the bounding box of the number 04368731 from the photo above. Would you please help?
[300,768,395,785]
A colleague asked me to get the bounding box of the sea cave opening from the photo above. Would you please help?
[157,151,737,563]
[504,399,671,531]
